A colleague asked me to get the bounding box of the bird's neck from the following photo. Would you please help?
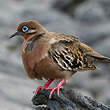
[22,32,46,53]
[24,31,46,40]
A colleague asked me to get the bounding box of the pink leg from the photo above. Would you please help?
[47,79,65,99]
[34,79,54,94]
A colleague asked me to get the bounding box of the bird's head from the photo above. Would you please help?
[10,20,47,40]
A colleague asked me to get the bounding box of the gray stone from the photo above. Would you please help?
[74,1,105,24]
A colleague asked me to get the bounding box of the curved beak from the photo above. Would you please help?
[10,31,20,38]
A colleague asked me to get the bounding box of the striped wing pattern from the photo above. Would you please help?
[49,42,96,72]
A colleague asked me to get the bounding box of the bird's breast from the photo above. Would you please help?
[22,40,50,71]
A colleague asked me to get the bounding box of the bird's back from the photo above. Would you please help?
[22,32,110,80]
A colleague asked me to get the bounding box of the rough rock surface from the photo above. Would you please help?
[0,0,110,110]
[32,89,110,110]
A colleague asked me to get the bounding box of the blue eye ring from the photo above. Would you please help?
[22,26,29,33]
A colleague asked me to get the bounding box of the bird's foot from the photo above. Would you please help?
[34,79,54,94]
[46,79,65,99]
[34,79,65,99]
[34,86,44,94]
[46,86,64,99]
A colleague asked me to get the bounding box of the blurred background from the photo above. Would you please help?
[0,0,110,109]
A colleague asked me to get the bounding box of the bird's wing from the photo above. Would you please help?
[49,34,96,72]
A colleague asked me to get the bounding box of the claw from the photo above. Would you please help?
[34,79,54,94]
[34,86,44,94]
[48,80,65,99]
[49,86,64,99]
[34,79,65,99]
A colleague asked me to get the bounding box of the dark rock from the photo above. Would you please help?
[32,89,110,110]
[53,0,87,15]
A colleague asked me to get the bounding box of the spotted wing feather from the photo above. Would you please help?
[49,37,96,72]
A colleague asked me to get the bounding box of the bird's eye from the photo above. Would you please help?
[22,26,29,32]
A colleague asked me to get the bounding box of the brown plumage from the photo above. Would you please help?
[10,20,110,98]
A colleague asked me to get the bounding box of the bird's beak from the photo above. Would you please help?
[10,31,20,38]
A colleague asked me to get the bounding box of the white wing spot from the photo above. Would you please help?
[49,38,56,44]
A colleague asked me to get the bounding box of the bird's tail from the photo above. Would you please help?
[87,51,110,62]
[79,42,110,63]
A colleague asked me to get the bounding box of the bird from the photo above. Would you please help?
[10,20,110,99]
